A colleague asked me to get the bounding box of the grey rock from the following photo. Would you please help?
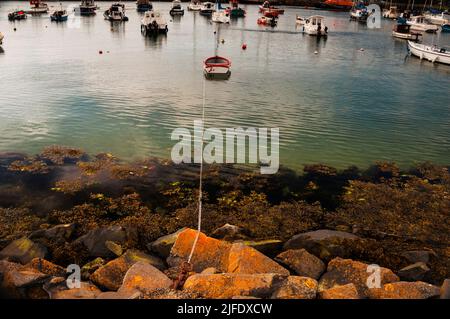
[75,226,127,258]
[398,262,430,281]
[29,223,76,242]
[401,250,436,264]
[211,224,247,241]
[147,227,186,258]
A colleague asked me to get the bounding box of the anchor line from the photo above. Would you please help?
[187,76,206,264]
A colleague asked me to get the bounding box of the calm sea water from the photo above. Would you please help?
[0,1,449,170]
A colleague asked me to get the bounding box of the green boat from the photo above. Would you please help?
[226,0,245,18]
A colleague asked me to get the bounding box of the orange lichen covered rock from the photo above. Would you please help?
[25,258,66,277]
[367,281,440,299]
[271,276,318,299]
[227,243,289,275]
[183,273,285,299]
[318,257,399,297]
[319,283,361,299]
[51,282,101,299]
[118,261,172,294]
[167,228,231,272]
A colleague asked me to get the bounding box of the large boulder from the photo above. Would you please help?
[367,281,441,299]
[167,228,231,272]
[271,276,318,299]
[147,228,187,258]
[227,243,289,275]
[91,250,165,291]
[211,224,247,241]
[75,226,127,258]
[118,261,172,294]
[275,249,325,279]
[0,237,48,264]
[397,262,430,281]
[319,283,361,299]
[441,279,450,299]
[183,273,285,299]
[1,269,50,298]
[283,230,360,261]
[318,257,399,297]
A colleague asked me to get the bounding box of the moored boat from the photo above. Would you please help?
[407,15,439,33]
[79,0,97,16]
[170,0,185,16]
[350,2,368,22]
[303,15,328,36]
[204,56,231,80]
[200,2,215,16]
[408,40,450,65]
[442,24,450,32]
[141,10,168,35]
[383,6,399,19]
[392,19,421,41]
[8,10,28,21]
[104,3,129,22]
[317,0,353,11]
[188,0,202,11]
[225,0,245,18]
[259,1,284,15]
[257,16,277,27]
[136,0,153,13]
[212,11,230,23]
[50,9,68,22]
[296,15,305,25]
[424,11,450,25]
[26,0,49,14]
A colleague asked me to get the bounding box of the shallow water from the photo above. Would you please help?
[0,1,449,170]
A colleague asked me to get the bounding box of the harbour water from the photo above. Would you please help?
[0,1,449,170]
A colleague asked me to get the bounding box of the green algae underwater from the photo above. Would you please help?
[0,145,448,285]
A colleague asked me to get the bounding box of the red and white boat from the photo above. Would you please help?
[203,56,231,80]
[257,15,277,27]
[259,1,284,15]
[26,0,49,14]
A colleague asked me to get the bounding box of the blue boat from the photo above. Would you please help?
[50,9,68,22]
[442,24,450,33]
[136,0,153,12]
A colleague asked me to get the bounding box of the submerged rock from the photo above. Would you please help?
[271,276,318,299]
[183,273,285,299]
[318,257,399,297]
[275,249,325,279]
[75,226,127,258]
[118,261,172,294]
[227,243,289,275]
[148,227,187,258]
[319,283,361,299]
[91,250,165,291]
[211,224,247,241]
[398,262,430,281]
[283,229,360,261]
[0,237,48,264]
[367,281,440,299]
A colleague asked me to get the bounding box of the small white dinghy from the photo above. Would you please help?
[408,41,450,65]
[212,11,230,23]
[296,15,305,25]
[141,10,168,35]
[407,16,439,33]
[204,56,231,80]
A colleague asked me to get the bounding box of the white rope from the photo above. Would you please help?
[187,76,206,264]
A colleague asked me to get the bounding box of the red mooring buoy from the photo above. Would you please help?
[242,43,247,50]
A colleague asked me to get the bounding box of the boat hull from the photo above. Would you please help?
[170,9,185,16]
[408,41,450,65]
[392,30,420,41]
[51,15,68,22]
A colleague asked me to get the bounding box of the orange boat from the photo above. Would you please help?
[259,1,284,15]
[319,0,353,11]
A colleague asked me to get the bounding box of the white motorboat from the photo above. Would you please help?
[424,12,450,25]
[212,4,230,24]
[104,3,129,21]
[350,2,368,22]
[408,41,450,65]
[407,16,439,33]
[303,15,328,36]
[383,6,399,19]
[0,32,4,46]
[200,2,215,16]
[187,0,202,11]
[296,15,305,25]
[26,0,49,14]
[141,10,168,35]
[170,0,185,16]
[392,21,421,41]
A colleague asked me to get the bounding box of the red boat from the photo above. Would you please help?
[259,1,284,15]
[319,0,353,11]
[257,16,277,27]
[203,56,231,80]
[263,9,279,18]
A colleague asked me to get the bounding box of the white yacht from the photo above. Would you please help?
[407,16,439,33]
[408,41,450,65]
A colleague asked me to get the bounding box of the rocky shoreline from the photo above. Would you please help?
[0,146,448,299]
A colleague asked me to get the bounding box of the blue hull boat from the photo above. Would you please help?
[442,24,450,33]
